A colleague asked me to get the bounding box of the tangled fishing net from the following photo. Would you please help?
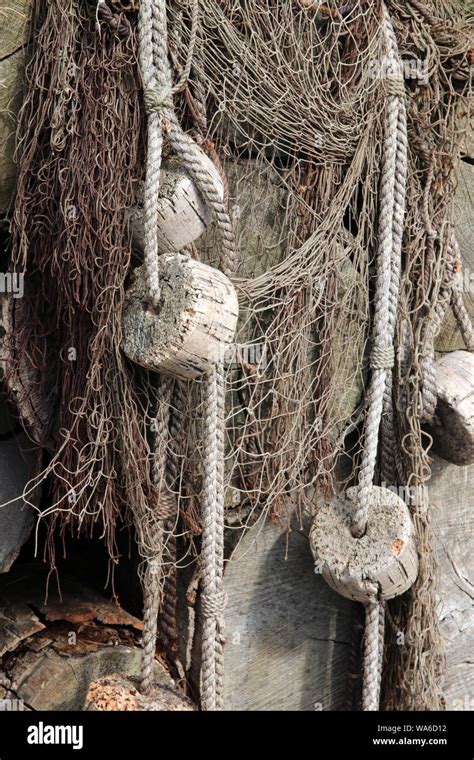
[7,0,473,709]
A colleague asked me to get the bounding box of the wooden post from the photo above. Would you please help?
[428,350,474,466]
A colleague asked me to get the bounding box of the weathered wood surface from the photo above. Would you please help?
[0,392,36,573]
[222,515,353,711]
[222,454,473,711]
[0,0,31,59]
[429,350,474,466]
[0,0,32,213]
[310,486,418,602]
[0,569,186,711]
[86,673,195,711]
[436,159,474,352]
[0,431,36,573]
[430,455,474,710]
[131,156,224,254]
[122,255,239,379]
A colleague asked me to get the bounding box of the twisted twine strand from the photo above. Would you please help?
[451,289,474,351]
[419,231,473,421]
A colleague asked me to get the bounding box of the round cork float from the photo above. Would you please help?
[122,254,238,380]
[131,155,224,254]
[309,485,418,603]
[428,350,474,466]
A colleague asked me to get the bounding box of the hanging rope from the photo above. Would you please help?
[140,375,175,694]
[137,0,237,708]
[351,3,407,712]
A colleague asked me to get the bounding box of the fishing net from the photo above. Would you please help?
[7,0,473,709]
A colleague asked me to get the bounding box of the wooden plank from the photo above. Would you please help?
[430,455,474,710]
[0,569,182,711]
[223,515,353,710]
[0,0,32,61]
[0,428,36,574]
[0,49,25,213]
[429,351,474,465]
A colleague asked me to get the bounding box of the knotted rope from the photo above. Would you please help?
[351,4,407,711]
[137,0,237,709]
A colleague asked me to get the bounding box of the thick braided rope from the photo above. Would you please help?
[214,359,226,709]
[352,5,404,539]
[172,0,199,94]
[140,375,173,694]
[141,552,162,694]
[355,5,407,713]
[199,325,232,710]
[138,0,171,308]
[200,364,219,710]
[165,119,238,277]
[138,0,237,294]
[362,601,382,711]
[137,0,235,709]
[381,73,408,484]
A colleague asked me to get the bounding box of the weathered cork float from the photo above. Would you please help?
[122,254,239,380]
[130,155,224,254]
[310,486,418,603]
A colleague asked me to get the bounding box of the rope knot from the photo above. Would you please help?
[370,344,395,370]
[201,585,227,630]
[143,86,173,114]
[386,77,406,99]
